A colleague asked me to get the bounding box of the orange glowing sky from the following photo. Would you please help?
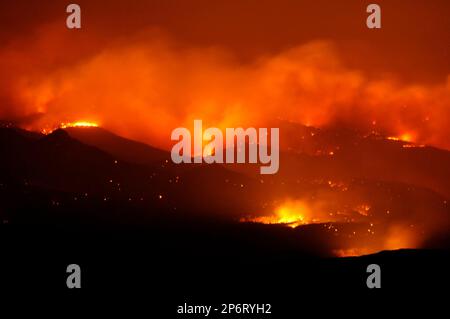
[0,0,449,150]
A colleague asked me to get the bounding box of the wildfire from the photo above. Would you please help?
[242,200,316,228]
[60,121,99,128]
[383,225,419,251]
[387,132,414,142]
[335,224,420,257]
[40,121,99,134]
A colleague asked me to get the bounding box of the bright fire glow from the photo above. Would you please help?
[60,121,99,128]
[242,200,316,228]
[41,121,99,134]
[387,132,414,142]
[336,225,420,257]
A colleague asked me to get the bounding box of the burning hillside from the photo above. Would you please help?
[3,116,449,257]
[0,1,448,263]
[41,121,99,134]
[0,29,449,151]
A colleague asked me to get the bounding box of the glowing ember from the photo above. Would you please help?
[355,204,371,216]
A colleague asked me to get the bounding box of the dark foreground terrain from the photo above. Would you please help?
[1,219,449,315]
[0,124,449,315]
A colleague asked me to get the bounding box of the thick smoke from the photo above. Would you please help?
[0,22,449,150]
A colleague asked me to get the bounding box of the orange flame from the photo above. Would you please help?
[60,121,99,128]
[387,132,415,142]
[242,200,321,228]
[40,121,99,134]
